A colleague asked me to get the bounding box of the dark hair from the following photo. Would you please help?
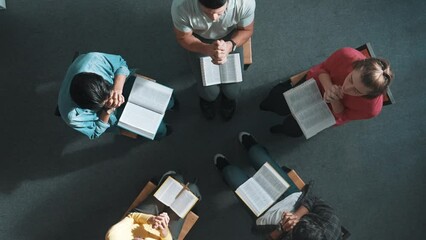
[70,72,111,111]
[198,0,227,9]
[352,58,394,99]
[290,215,325,240]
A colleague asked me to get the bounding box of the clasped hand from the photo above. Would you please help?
[323,85,343,103]
[148,212,170,237]
[104,89,125,109]
[280,212,300,232]
[209,40,232,65]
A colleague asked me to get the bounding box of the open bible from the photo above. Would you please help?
[200,53,243,86]
[153,176,199,218]
[283,78,336,139]
[117,75,173,140]
[235,162,290,217]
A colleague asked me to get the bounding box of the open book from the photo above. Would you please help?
[117,75,173,140]
[235,162,290,217]
[200,53,243,86]
[283,78,336,139]
[153,176,199,218]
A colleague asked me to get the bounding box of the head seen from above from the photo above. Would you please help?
[199,0,227,21]
[70,72,111,111]
[343,58,393,98]
[290,216,326,240]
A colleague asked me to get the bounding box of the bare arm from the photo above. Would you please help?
[174,28,214,56]
[226,21,254,51]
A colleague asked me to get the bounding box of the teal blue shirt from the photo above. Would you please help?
[58,52,130,139]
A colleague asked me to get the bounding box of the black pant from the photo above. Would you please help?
[260,77,306,137]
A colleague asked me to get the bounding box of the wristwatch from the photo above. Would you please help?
[229,39,237,52]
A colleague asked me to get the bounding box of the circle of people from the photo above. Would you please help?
[57,1,394,240]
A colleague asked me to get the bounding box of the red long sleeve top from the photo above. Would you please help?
[306,47,383,125]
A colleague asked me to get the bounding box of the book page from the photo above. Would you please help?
[219,53,243,84]
[117,102,164,140]
[153,176,183,206]
[295,101,336,139]
[284,79,336,139]
[170,190,198,218]
[200,57,221,86]
[235,178,274,217]
[252,163,290,201]
[128,76,173,114]
[235,163,290,217]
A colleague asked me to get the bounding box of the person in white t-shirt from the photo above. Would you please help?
[171,0,256,121]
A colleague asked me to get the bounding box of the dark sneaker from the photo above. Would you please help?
[220,95,236,121]
[238,132,258,151]
[199,97,215,120]
[270,123,303,138]
[213,154,230,170]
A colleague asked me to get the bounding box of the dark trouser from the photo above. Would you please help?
[131,174,201,240]
[221,143,300,200]
[260,76,307,137]
[187,32,244,102]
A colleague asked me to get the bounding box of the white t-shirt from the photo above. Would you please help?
[171,0,256,39]
[256,192,302,226]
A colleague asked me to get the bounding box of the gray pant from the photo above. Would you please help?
[187,32,244,101]
[132,174,201,240]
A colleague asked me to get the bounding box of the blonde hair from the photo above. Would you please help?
[352,58,394,98]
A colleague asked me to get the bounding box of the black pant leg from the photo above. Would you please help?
[260,80,293,116]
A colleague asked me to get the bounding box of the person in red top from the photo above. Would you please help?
[260,47,394,137]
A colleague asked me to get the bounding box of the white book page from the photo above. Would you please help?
[170,190,198,218]
[200,57,221,86]
[117,102,163,140]
[295,101,336,139]
[220,53,243,84]
[252,163,290,202]
[284,79,336,139]
[235,178,273,217]
[153,177,183,206]
[128,76,173,114]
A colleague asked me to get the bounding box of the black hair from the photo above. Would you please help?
[70,72,111,111]
[290,215,325,240]
[198,0,227,9]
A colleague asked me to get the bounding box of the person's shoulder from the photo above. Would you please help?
[236,0,256,8]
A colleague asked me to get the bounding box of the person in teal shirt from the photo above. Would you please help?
[58,52,173,139]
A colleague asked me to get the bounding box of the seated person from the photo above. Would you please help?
[171,0,256,121]
[214,132,342,240]
[57,52,174,139]
[105,171,201,240]
[260,47,394,137]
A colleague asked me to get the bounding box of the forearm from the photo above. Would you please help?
[293,205,309,219]
[99,109,112,123]
[229,22,254,47]
[112,74,127,92]
[174,29,210,55]
[318,72,333,91]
